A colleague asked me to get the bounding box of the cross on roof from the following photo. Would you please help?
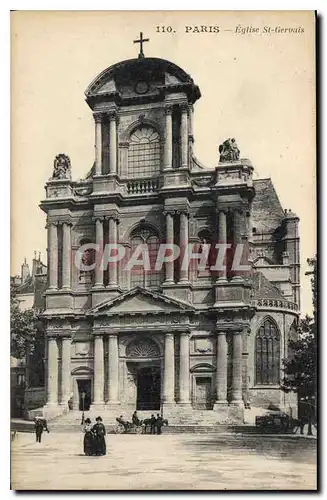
[133,32,149,59]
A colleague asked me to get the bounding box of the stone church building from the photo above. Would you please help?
[40,45,299,424]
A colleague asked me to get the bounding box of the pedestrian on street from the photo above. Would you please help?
[156,414,163,435]
[92,416,106,456]
[34,417,49,443]
[150,414,156,435]
[83,418,95,456]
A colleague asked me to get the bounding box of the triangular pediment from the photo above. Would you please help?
[91,287,193,315]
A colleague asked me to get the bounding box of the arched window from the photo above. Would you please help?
[130,227,162,289]
[256,319,280,385]
[128,126,161,178]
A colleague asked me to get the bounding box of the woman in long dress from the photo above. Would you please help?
[92,416,106,456]
[83,418,94,456]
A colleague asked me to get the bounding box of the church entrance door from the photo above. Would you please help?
[194,377,212,410]
[77,379,92,411]
[137,366,161,411]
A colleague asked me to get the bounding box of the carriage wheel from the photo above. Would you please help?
[135,425,143,434]
[115,423,125,434]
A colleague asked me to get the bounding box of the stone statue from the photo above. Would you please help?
[52,154,71,180]
[219,138,240,162]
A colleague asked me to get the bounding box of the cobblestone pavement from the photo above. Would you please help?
[11,432,317,491]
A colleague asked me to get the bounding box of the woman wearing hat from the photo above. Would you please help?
[92,416,106,456]
[83,418,94,456]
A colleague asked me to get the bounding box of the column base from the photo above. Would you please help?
[230,400,244,406]
[231,275,244,282]
[177,278,190,285]
[178,401,192,407]
[216,276,228,282]
[90,403,106,410]
[163,279,174,286]
[105,402,121,409]
[92,284,105,290]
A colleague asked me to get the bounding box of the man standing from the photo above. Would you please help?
[150,414,156,435]
[156,414,163,435]
[34,417,49,443]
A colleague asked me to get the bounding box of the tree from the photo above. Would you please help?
[10,283,38,359]
[281,257,317,435]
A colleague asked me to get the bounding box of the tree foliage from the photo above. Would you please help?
[281,257,317,403]
[10,284,38,359]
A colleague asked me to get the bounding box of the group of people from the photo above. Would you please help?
[131,411,165,434]
[83,416,106,456]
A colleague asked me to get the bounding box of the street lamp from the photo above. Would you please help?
[81,390,86,425]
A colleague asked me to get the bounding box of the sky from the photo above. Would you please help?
[10,10,316,314]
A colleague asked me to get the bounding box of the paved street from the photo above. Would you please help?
[11,432,316,491]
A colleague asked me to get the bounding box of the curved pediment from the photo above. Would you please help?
[90,287,194,316]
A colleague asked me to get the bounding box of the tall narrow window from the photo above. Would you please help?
[129,227,162,289]
[128,126,161,178]
[256,319,280,385]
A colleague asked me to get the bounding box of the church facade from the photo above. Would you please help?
[40,48,299,424]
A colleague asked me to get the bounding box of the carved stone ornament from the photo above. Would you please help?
[218,138,240,163]
[195,338,213,353]
[75,342,91,356]
[192,176,215,187]
[52,154,72,180]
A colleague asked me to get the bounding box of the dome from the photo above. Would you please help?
[85,57,201,108]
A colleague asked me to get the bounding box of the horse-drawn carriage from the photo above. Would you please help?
[114,417,143,434]
[114,416,169,434]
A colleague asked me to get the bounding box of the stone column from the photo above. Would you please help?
[164,106,173,170]
[179,211,189,283]
[48,222,58,290]
[243,329,250,408]
[215,332,228,403]
[108,216,118,287]
[93,335,104,405]
[47,337,58,405]
[180,104,188,168]
[163,333,175,404]
[231,331,243,404]
[164,211,175,284]
[94,113,102,175]
[109,112,117,175]
[218,210,227,280]
[94,217,104,287]
[233,209,243,279]
[108,334,119,404]
[60,337,71,404]
[62,222,72,289]
[179,333,190,404]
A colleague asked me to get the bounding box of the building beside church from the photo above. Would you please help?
[40,43,299,424]
[11,253,47,417]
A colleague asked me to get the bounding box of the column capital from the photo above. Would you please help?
[93,112,104,123]
[108,332,119,338]
[107,110,118,121]
[176,209,189,217]
[105,213,120,223]
[165,332,175,339]
[164,105,173,115]
[92,215,105,223]
[180,331,190,338]
[180,103,189,113]
[46,220,60,228]
[58,219,73,227]
[163,210,175,217]
[94,333,103,339]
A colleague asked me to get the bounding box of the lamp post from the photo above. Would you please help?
[81,390,86,425]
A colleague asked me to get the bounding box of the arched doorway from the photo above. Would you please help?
[71,366,93,411]
[125,337,161,411]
